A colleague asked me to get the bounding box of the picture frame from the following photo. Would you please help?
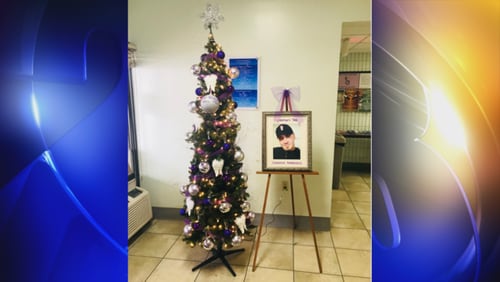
[229,58,259,109]
[262,111,312,171]
[338,71,371,112]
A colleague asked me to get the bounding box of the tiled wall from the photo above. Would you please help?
[336,52,371,164]
[336,52,371,133]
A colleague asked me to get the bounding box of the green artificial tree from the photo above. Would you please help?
[179,4,254,276]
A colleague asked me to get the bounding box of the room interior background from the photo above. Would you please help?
[128,0,371,228]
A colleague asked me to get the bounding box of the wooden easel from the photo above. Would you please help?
[251,171,322,273]
[252,89,322,273]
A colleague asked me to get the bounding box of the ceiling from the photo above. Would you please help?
[341,21,371,55]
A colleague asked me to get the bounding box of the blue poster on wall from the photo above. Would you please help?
[229,58,259,109]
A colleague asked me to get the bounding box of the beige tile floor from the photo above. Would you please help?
[129,169,371,282]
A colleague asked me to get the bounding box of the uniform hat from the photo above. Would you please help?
[276,124,294,137]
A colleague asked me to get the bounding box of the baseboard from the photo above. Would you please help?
[152,207,330,231]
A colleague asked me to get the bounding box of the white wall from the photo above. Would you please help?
[128,0,370,218]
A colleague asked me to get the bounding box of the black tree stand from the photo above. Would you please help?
[191,242,245,277]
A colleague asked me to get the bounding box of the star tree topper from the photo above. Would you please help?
[201,3,224,30]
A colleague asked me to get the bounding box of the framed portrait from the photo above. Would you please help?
[262,111,312,171]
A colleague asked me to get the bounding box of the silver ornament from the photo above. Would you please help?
[188,101,198,113]
[183,224,193,236]
[179,185,188,195]
[229,67,240,79]
[246,211,255,223]
[232,235,242,246]
[202,237,215,250]
[240,201,251,212]
[219,202,232,213]
[191,64,201,75]
[188,184,200,196]
[198,162,210,174]
[234,150,244,162]
[227,112,237,121]
[240,173,248,182]
[200,95,219,113]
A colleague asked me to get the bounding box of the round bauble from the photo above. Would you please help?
[188,101,198,113]
[192,222,201,230]
[198,161,210,174]
[241,201,251,212]
[188,184,200,196]
[227,112,237,121]
[195,87,203,96]
[246,212,255,223]
[234,150,244,162]
[191,64,201,75]
[232,235,242,246]
[183,224,193,236]
[216,50,225,59]
[219,202,232,213]
[229,67,240,79]
[240,173,248,182]
[200,95,219,114]
[179,185,188,195]
[202,238,215,250]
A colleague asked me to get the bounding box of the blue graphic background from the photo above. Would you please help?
[0,0,127,280]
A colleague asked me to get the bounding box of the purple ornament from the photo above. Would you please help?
[190,164,198,173]
[223,229,232,237]
[203,198,211,205]
[179,208,186,215]
[227,85,234,93]
[206,139,215,147]
[201,53,207,61]
[193,222,201,230]
[195,87,203,96]
[223,143,231,151]
[216,51,225,59]
[193,175,202,182]
[223,174,231,182]
[233,101,238,109]
[196,148,205,155]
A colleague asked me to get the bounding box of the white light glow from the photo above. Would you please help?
[427,84,466,149]
[31,92,41,128]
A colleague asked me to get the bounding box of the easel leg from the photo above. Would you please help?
[252,174,272,272]
[301,174,323,273]
[289,174,296,229]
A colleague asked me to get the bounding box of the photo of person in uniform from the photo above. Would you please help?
[273,124,301,159]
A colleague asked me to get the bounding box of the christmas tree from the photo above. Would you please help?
[179,4,254,275]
